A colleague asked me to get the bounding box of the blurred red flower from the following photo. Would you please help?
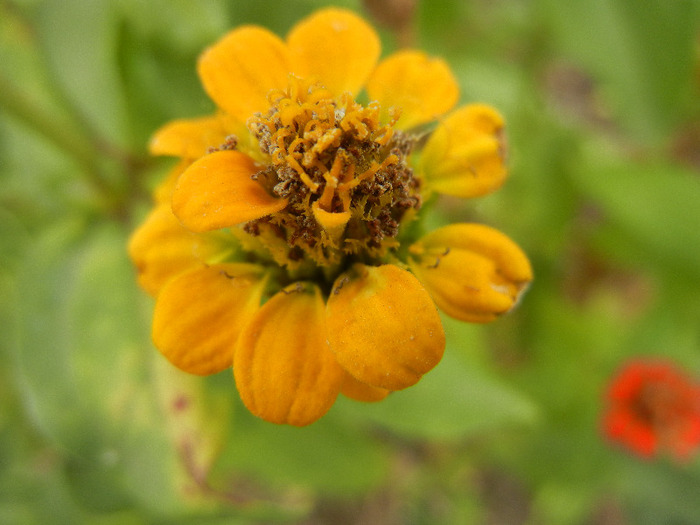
[603,359,700,459]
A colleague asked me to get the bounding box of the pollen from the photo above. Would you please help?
[246,76,421,267]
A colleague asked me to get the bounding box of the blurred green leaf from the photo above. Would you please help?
[539,0,698,141]
[572,154,700,278]
[15,222,288,520]
[119,0,229,54]
[531,483,597,525]
[219,404,389,497]
[455,58,525,115]
[224,0,359,35]
[418,0,469,48]
[620,460,700,525]
[0,5,75,125]
[0,113,97,225]
[15,222,187,514]
[341,320,538,441]
[116,28,210,148]
[34,0,130,148]
[0,206,26,334]
[115,0,231,147]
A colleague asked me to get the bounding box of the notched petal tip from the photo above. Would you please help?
[234,283,344,426]
[152,263,265,376]
[410,224,532,323]
[172,150,288,232]
[327,264,445,391]
[421,104,508,198]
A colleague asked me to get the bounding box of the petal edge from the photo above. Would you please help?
[288,8,380,95]
[327,264,445,391]
[367,50,459,130]
[152,264,265,375]
[172,150,288,232]
[198,26,291,122]
[234,283,344,426]
[420,104,507,198]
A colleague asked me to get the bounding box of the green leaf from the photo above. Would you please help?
[620,460,700,525]
[0,5,75,124]
[572,154,700,278]
[218,404,389,497]
[341,320,538,441]
[539,0,698,141]
[15,222,186,514]
[119,0,230,55]
[34,0,130,148]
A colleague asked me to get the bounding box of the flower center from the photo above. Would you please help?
[246,76,421,269]
[632,381,688,428]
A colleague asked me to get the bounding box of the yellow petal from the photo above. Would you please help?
[198,26,291,122]
[149,115,230,159]
[420,104,507,198]
[366,50,459,130]
[172,150,288,232]
[152,264,265,375]
[128,204,219,296]
[409,224,532,323]
[341,371,390,402]
[288,8,380,95]
[326,264,445,391]
[153,159,189,205]
[234,283,344,426]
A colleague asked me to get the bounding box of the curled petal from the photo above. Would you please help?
[152,264,265,375]
[409,224,533,323]
[326,264,445,391]
[149,115,230,159]
[312,201,350,245]
[198,26,291,122]
[288,8,380,95]
[420,104,507,198]
[234,283,344,426]
[366,50,458,130]
[341,371,390,402]
[172,150,288,232]
[128,203,220,296]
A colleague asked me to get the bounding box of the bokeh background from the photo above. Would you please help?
[2,0,700,523]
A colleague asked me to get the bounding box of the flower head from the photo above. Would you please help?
[603,359,700,459]
[129,8,532,426]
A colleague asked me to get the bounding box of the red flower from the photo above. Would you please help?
[603,359,700,459]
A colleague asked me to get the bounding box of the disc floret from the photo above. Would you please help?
[246,77,420,269]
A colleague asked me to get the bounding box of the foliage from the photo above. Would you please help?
[1,0,699,523]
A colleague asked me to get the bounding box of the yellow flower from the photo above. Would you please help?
[129,8,532,426]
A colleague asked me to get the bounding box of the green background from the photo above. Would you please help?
[1,0,699,523]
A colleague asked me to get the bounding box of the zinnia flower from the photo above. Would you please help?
[603,359,700,459]
[129,8,532,426]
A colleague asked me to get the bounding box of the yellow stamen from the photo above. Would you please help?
[246,75,420,265]
[317,153,345,212]
[340,154,398,192]
[286,154,319,191]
